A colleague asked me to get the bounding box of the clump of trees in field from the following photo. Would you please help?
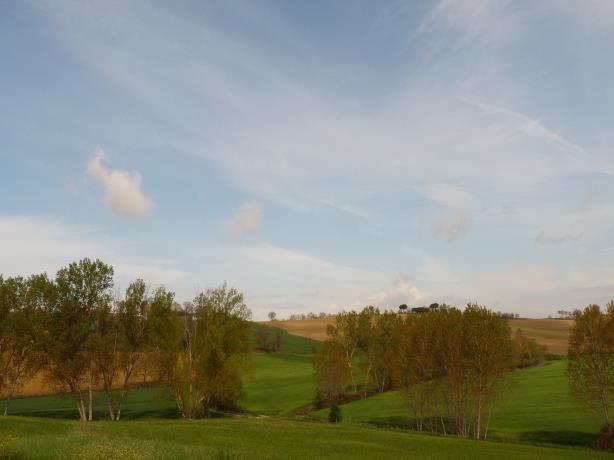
[0,258,251,421]
[314,304,516,439]
[511,329,547,368]
[568,303,614,449]
[254,324,285,353]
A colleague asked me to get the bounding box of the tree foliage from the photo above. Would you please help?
[568,303,614,440]
[1,260,252,422]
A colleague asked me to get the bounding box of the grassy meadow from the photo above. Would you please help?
[1,324,611,459]
[1,416,611,460]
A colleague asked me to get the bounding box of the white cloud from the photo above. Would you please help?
[86,148,153,218]
[224,202,262,235]
[432,212,473,241]
[367,278,426,307]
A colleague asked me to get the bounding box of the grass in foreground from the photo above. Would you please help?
[1,416,612,460]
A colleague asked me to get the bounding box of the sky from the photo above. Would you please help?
[1,0,614,319]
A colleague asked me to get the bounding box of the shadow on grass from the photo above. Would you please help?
[516,430,597,447]
[364,416,597,447]
[8,407,180,421]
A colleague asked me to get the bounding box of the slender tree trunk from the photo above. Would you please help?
[116,363,133,421]
[601,387,612,436]
[347,355,357,393]
[76,388,86,421]
[106,389,115,420]
[484,407,492,440]
[475,394,482,439]
[88,365,94,421]
[363,362,372,398]
[440,415,447,436]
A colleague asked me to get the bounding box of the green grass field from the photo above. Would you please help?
[1,329,612,459]
[1,416,611,459]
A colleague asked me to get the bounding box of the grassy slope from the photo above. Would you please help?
[312,360,601,447]
[1,416,612,460]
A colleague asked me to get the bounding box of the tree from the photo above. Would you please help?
[326,311,360,393]
[92,279,153,420]
[152,284,251,419]
[511,329,547,368]
[114,279,152,419]
[45,258,114,421]
[328,403,342,423]
[313,340,350,400]
[0,274,50,415]
[568,304,614,439]
[395,305,512,438]
[398,304,408,313]
[268,311,277,321]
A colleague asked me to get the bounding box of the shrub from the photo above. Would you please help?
[329,404,342,423]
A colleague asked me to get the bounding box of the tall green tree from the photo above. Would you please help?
[45,258,114,421]
[568,303,614,438]
[151,284,251,419]
[1,274,51,415]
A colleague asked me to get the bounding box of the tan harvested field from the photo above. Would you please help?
[10,366,154,398]
[264,318,335,342]
[267,317,574,356]
[508,319,574,356]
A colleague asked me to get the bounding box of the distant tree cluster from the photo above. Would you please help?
[287,312,335,321]
[496,311,521,320]
[568,303,614,449]
[558,309,582,320]
[0,259,251,421]
[511,329,547,368]
[254,324,285,353]
[398,303,451,314]
[313,304,514,439]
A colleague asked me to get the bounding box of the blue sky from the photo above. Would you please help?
[2,0,614,318]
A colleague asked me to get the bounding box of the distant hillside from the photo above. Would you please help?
[262,318,334,342]
[250,322,321,354]
[267,317,573,355]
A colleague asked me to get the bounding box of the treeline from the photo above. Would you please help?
[314,305,545,439]
[0,258,251,421]
[286,312,335,321]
